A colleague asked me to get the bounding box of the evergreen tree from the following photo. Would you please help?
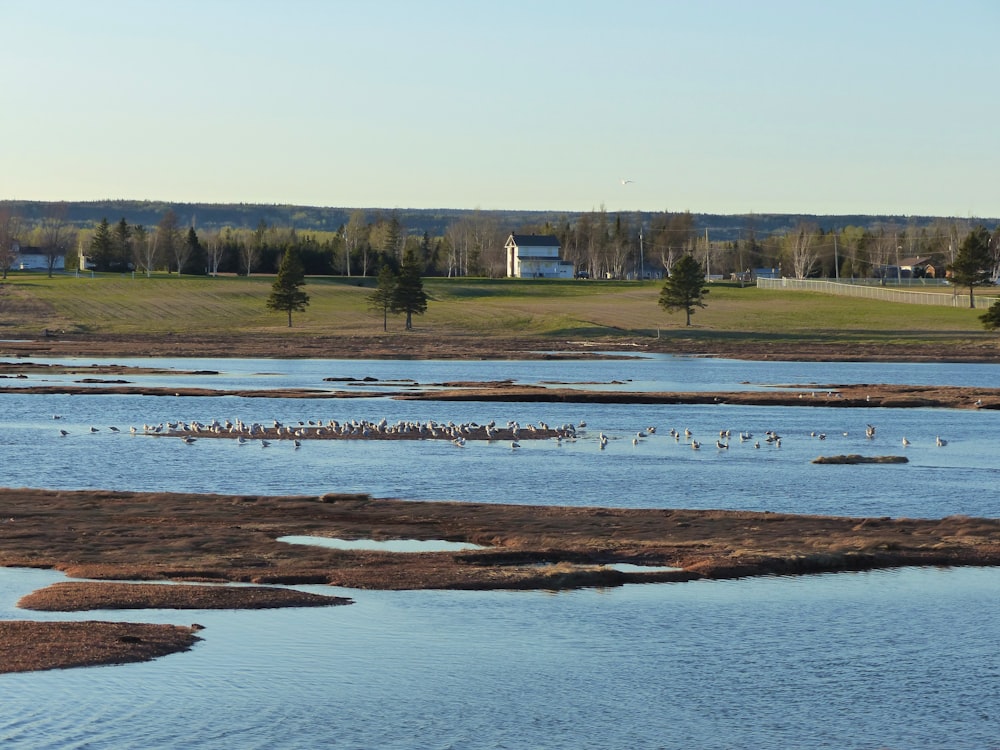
[948,226,993,309]
[658,253,708,326]
[112,218,131,271]
[368,264,398,331]
[89,218,113,271]
[183,227,207,275]
[266,246,310,327]
[391,248,428,330]
[979,301,1000,330]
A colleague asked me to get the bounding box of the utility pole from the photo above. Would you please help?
[833,231,839,280]
[704,228,710,277]
[638,228,644,280]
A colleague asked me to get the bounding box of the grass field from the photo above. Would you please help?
[0,271,996,350]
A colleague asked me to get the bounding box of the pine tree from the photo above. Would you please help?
[89,218,113,271]
[368,265,398,331]
[979,301,1000,330]
[266,246,310,327]
[183,227,207,275]
[658,254,708,326]
[948,226,993,309]
[112,218,132,271]
[391,249,428,330]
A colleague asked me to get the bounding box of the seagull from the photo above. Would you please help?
[620,178,634,185]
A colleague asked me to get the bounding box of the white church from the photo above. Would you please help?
[504,234,574,279]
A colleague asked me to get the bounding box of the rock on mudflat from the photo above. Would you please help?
[811,454,909,465]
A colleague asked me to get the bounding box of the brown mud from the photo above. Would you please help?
[2,330,999,363]
[0,620,202,673]
[2,488,1000,672]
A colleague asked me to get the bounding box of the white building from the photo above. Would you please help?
[9,242,60,271]
[504,233,574,279]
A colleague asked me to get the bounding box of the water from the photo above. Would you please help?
[1,566,998,749]
[1,356,999,748]
[278,535,486,552]
[6,352,1000,391]
[1,390,996,518]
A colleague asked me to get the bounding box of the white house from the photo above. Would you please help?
[504,234,574,279]
[9,242,60,271]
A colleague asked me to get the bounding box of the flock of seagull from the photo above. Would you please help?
[54,416,580,449]
[53,414,951,453]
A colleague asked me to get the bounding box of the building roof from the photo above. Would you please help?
[899,256,933,267]
[508,233,560,247]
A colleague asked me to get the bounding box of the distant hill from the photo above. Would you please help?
[1,199,993,242]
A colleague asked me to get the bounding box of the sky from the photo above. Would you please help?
[2,0,998,217]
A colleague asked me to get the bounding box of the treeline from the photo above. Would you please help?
[4,201,999,282]
[73,209,454,277]
[4,198,993,243]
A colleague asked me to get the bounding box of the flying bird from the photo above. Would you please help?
[620,178,634,185]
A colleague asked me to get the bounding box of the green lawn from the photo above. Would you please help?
[0,272,994,348]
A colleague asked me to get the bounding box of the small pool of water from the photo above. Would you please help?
[607,563,683,573]
[277,535,487,553]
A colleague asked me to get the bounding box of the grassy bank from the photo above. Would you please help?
[0,271,996,351]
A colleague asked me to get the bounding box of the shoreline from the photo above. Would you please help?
[2,330,1000,363]
[0,379,996,411]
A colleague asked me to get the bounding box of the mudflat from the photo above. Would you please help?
[2,329,997,673]
[2,488,1000,673]
[2,330,1000,363]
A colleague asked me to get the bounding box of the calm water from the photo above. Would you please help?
[1,356,999,748]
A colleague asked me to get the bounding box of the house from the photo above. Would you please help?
[899,256,935,278]
[504,234,574,279]
[9,242,60,271]
[876,257,935,281]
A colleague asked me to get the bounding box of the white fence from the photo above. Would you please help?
[756,277,999,309]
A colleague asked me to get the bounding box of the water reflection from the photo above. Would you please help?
[277,535,486,552]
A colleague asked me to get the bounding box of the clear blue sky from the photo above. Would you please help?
[2,0,997,217]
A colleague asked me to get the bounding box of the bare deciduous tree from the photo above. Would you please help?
[0,207,23,279]
[786,223,820,279]
[444,217,472,277]
[40,205,74,278]
[157,210,183,273]
[342,210,368,277]
[204,230,224,277]
[467,211,504,277]
[867,226,899,282]
[133,225,158,277]
[240,220,266,277]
